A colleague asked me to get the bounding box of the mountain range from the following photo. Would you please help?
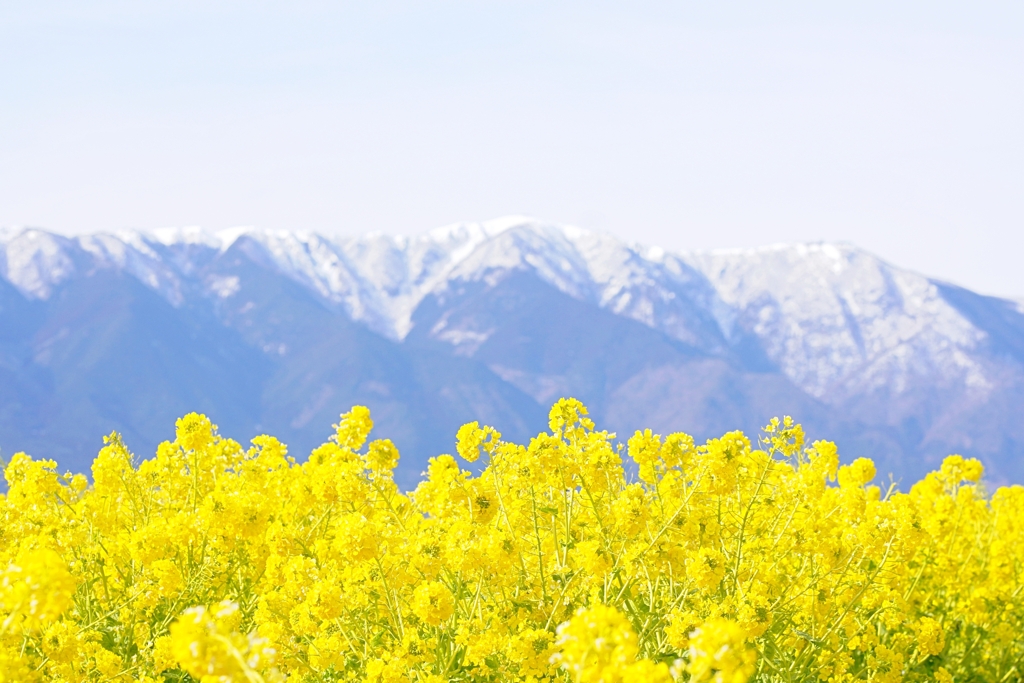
[2,216,1022,488]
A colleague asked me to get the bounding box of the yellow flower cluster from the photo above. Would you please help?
[2,400,1023,682]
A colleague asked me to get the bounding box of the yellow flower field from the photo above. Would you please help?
[1,399,1021,682]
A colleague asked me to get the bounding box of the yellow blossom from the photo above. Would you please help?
[0,400,1021,683]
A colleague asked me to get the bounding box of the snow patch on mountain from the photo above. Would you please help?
[148,225,224,249]
[78,232,188,305]
[204,217,568,339]
[0,228,78,299]
[681,243,988,399]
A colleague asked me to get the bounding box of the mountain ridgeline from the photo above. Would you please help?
[1,217,1022,487]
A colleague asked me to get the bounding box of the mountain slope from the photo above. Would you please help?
[1,219,1022,484]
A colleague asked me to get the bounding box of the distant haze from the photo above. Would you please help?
[5,219,1024,485]
[1,2,1022,297]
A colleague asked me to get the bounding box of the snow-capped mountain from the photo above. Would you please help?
[1,218,1021,485]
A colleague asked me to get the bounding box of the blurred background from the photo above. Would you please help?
[2,1,1022,296]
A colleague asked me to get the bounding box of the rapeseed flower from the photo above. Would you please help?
[0,399,1020,682]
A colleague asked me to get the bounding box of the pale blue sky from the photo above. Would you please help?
[2,2,1022,296]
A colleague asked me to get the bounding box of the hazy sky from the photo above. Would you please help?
[2,2,1022,296]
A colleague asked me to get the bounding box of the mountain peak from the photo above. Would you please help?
[0,221,998,403]
[3,219,1024,483]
